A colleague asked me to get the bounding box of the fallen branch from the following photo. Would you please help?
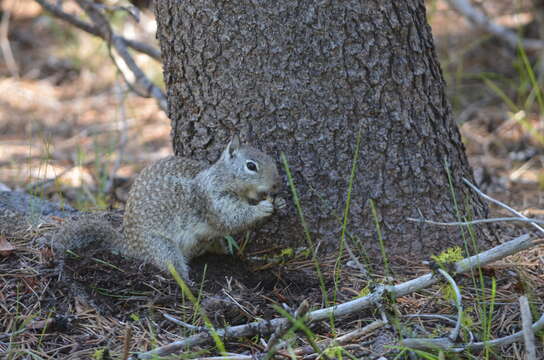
[519,296,537,360]
[403,314,456,324]
[446,0,544,51]
[309,234,535,321]
[131,233,535,359]
[189,356,252,360]
[400,269,470,351]
[437,269,462,342]
[465,312,544,351]
[163,313,207,332]
[264,300,310,359]
[407,216,544,226]
[293,319,387,357]
[402,310,544,352]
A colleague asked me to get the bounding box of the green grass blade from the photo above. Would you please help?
[334,130,363,297]
[369,199,391,279]
[168,264,226,355]
[281,153,329,307]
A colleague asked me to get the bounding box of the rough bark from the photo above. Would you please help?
[154,0,493,262]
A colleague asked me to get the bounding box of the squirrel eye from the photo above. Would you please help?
[246,161,258,172]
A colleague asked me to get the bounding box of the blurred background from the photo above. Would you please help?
[0,0,543,216]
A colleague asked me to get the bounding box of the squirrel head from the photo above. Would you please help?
[219,135,281,202]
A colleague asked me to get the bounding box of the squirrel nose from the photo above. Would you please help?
[257,191,268,201]
[268,183,279,195]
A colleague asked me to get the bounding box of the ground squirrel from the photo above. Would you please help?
[54,136,285,283]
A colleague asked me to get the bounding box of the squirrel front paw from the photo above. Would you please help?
[273,196,287,210]
[256,199,274,218]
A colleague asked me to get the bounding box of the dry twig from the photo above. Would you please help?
[33,0,167,111]
[163,313,207,332]
[0,2,19,78]
[437,269,462,342]
[446,0,544,51]
[131,233,535,359]
[402,312,544,352]
[188,356,252,360]
[400,269,464,351]
[293,319,387,357]
[264,300,310,359]
[33,0,161,60]
[463,178,544,235]
[407,216,544,227]
[122,325,132,360]
[74,0,167,111]
[519,296,537,360]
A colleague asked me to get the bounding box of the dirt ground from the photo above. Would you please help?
[1,0,544,359]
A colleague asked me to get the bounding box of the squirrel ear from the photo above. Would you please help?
[226,135,240,158]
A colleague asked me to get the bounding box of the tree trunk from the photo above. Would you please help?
[154,0,493,263]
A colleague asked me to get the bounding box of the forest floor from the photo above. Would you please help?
[1,0,544,359]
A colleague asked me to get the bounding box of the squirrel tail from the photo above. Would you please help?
[52,214,122,255]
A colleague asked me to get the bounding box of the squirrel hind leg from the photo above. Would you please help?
[204,237,230,256]
[148,239,192,285]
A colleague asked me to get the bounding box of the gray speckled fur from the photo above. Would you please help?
[51,138,282,281]
[0,139,283,282]
[117,137,281,281]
